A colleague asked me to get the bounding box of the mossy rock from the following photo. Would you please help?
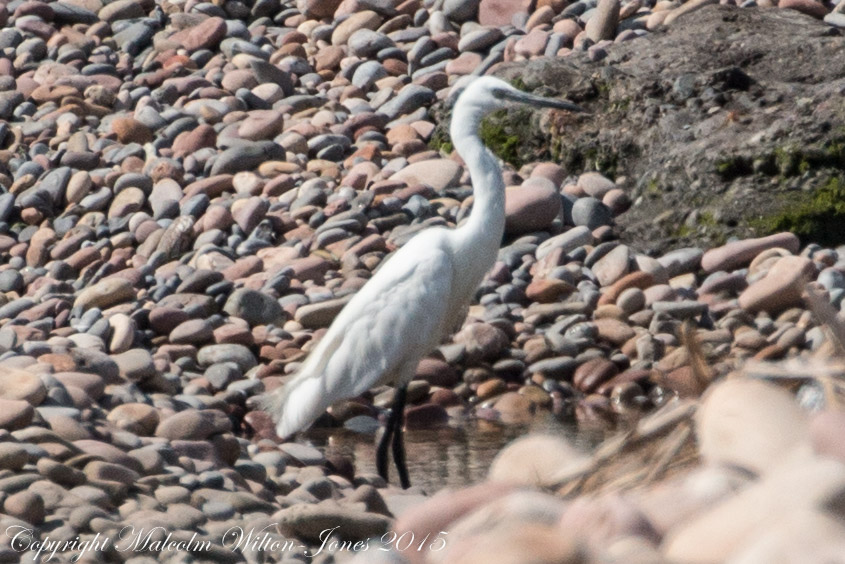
[751,176,845,246]
[428,95,576,169]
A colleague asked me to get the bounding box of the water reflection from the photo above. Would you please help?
[305,414,608,493]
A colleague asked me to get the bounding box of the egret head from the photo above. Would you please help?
[450,76,586,116]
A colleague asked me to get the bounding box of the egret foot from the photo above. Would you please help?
[376,385,410,489]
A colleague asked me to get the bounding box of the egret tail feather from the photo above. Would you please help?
[260,375,326,439]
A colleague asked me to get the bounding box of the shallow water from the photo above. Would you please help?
[307,414,607,493]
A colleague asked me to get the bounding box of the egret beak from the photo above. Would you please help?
[502,89,588,113]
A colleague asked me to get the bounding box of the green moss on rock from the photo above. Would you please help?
[771,139,845,178]
[558,142,624,178]
[751,176,845,246]
[509,76,528,91]
[479,108,535,168]
[715,155,752,180]
[428,126,453,154]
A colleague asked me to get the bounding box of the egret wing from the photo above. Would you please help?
[269,233,455,437]
[329,244,455,399]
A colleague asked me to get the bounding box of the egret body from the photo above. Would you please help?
[263,76,585,488]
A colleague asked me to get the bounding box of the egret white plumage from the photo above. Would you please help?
[262,76,586,488]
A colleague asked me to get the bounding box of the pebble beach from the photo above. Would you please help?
[0,0,844,562]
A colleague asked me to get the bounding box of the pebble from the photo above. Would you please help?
[0,270,23,292]
[738,256,815,312]
[538,228,591,260]
[586,0,621,42]
[477,377,507,399]
[74,278,135,311]
[112,349,155,382]
[390,159,463,191]
[592,244,631,286]
[599,271,656,306]
[155,408,233,441]
[36,458,86,487]
[0,399,34,430]
[445,0,482,21]
[223,289,285,327]
[664,0,719,25]
[493,392,535,423]
[526,279,576,302]
[99,0,144,22]
[577,171,616,198]
[300,0,343,19]
[515,28,551,57]
[573,357,619,393]
[825,12,845,28]
[603,188,632,215]
[659,247,704,277]
[697,379,811,474]
[0,368,46,405]
[571,197,613,229]
[352,60,389,90]
[173,17,227,51]
[332,10,383,46]
[416,358,460,387]
[169,319,214,345]
[380,84,436,120]
[85,460,140,486]
[504,178,561,235]
[294,297,350,329]
[616,287,646,313]
[111,117,152,144]
[779,0,830,18]
[197,344,257,372]
[701,232,799,273]
[106,403,160,435]
[3,490,45,525]
[0,442,28,471]
[405,403,450,429]
[54,371,105,401]
[276,504,391,544]
[529,356,578,380]
[279,443,325,466]
[651,300,708,319]
[663,456,845,562]
[733,511,845,564]
[457,323,509,362]
[458,28,504,52]
[489,434,589,487]
[479,0,532,26]
[594,317,636,345]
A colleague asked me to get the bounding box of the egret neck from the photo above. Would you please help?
[449,108,507,294]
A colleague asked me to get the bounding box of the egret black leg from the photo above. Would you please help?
[376,430,391,482]
[391,385,410,489]
[376,387,402,482]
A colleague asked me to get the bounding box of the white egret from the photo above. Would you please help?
[262,76,586,488]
